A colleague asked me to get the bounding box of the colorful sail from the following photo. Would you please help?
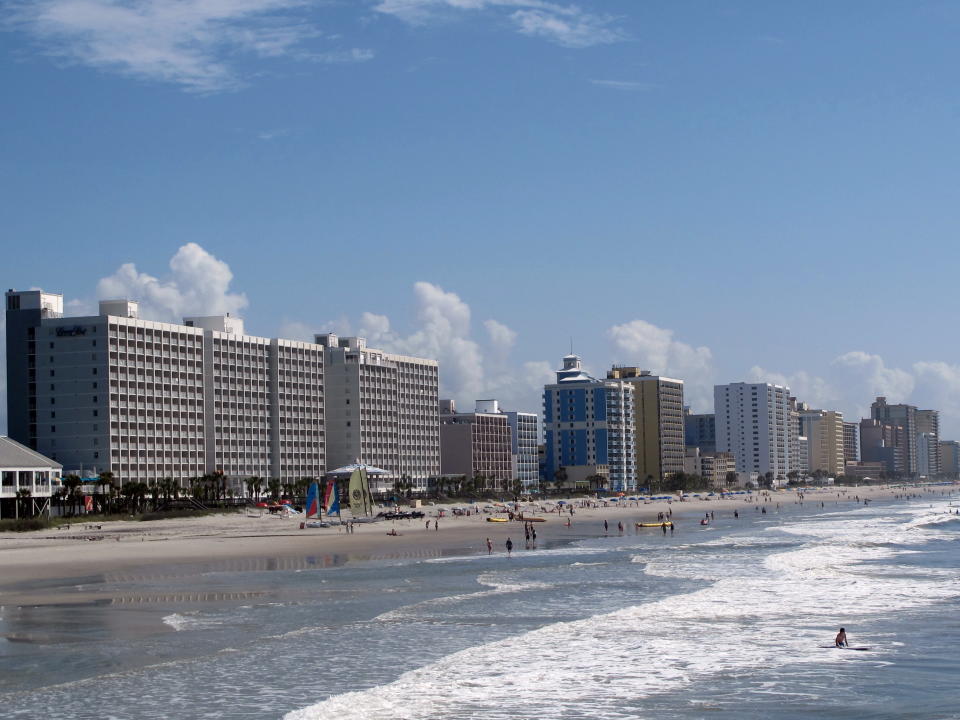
[304,481,319,519]
[323,480,340,515]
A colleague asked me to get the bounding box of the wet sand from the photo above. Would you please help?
[1,484,940,607]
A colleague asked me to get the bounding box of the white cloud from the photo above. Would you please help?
[589,79,650,90]
[510,7,622,48]
[608,319,714,411]
[373,0,625,48]
[346,282,549,414]
[833,351,915,402]
[746,366,837,409]
[484,318,517,353]
[95,242,248,322]
[6,0,372,92]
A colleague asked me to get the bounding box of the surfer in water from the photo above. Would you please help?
[835,628,848,647]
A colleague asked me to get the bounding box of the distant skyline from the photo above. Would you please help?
[4,2,960,435]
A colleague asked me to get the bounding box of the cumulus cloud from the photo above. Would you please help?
[6,0,373,92]
[373,0,625,48]
[484,319,517,353]
[96,242,248,322]
[345,282,550,414]
[607,319,715,411]
[833,351,915,402]
[747,366,838,409]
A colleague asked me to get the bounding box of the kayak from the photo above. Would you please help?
[636,522,673,528]
[519,517,547,522]
[486,517,509,523]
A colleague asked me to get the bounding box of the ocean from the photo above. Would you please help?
[1,492,958,719]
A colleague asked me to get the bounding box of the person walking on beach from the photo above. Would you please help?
[505,538,514,555]
[486,537,493,553]
[426,520,430,531]
[835,628,848,647]
[661,522,667,535]
[434,520,439,531]
[604,519,609,533]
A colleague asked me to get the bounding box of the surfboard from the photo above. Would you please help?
[818,645,871,651]
[636,522,673,527]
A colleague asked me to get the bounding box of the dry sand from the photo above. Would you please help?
[0,484,937,607]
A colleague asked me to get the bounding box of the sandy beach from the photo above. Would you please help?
[0,484,944,606]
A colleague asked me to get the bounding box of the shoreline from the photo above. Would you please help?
[0,484,953,606]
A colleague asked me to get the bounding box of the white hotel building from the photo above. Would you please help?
[317,334,440,493]
[5,290,440,492]
[714,382,794,482]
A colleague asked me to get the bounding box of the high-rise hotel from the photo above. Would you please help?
[5,289,440,489]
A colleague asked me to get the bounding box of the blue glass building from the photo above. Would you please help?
[542,355,636,492]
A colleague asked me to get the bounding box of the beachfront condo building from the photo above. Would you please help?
[683,409,716,454]
[939,440,959,476]
[915,409,940,477]
[797,406,845,477]
[714,382,794,483]
[682,446,736,488]
[437,399,538,491]
[317,334,440,494]
[842,421,859,464]
[504,409,540,491]
[542,354,637,492]
[438,399,513,491]
[870,398,918,475]
[5,290,327,489]
[606,367,685,485]
[859,418,906,475]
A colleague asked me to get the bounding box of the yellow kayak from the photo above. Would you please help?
[636,522,673,528]
[486,517,509,523]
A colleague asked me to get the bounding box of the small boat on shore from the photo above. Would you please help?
[519,516,547,523]
[636,522,673,528]
[486,517,509,523]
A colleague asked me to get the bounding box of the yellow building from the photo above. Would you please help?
[606,367,685,485]
[799,408,845,476]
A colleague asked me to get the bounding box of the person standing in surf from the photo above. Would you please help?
[835,628,848,647]
[505,538,514,555]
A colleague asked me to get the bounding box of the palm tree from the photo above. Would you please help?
[15,488,32,519]
[553,466,568,495]
[267,478,281,501]
[62,474,82,515]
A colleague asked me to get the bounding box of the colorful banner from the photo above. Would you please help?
[305,482,319,519]
[323,481,340,515]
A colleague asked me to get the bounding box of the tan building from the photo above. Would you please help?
[798,408,845,476]
[606,367,684,485]
[684,446,736,487]
[439,399,513,491]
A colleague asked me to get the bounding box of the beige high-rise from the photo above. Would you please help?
[799,408,845,476]
[606,367,685,484]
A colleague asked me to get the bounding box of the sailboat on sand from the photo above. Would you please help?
[347,466,380,522]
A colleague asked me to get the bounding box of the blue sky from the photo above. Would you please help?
[4,1,960,435]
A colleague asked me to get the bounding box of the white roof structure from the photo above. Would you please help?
[326,463,391,477]
[0,436,62,470]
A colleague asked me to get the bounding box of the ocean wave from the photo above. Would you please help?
[286,500,957,720]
